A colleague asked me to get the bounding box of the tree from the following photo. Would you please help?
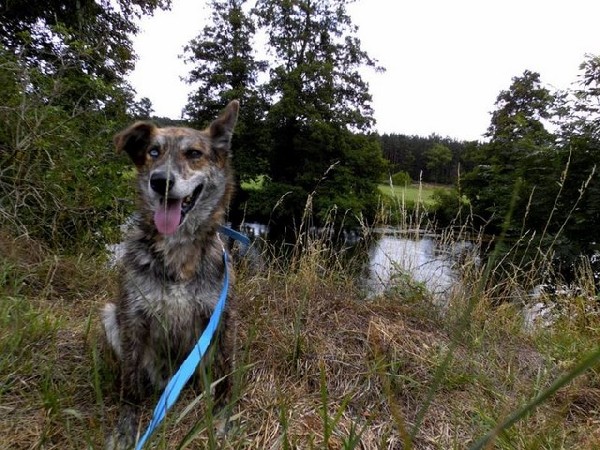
[487,70,554,144]
[462,70,558,235]
[131,97,155,120]
[256,0,381,130]
[425,143,452,183]
[550,54,600,268]
[379,133,468,184]
[0,0,169,250]
[390,171,411,187]
[183,0,270,228]
[183,0,266,131]
[252,0,386,234]
[0,0,169,109]
[462,63,600,283]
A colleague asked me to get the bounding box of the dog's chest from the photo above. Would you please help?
[125,271,219,322]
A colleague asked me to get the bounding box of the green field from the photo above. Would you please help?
[242,178,446,207]
[378,183,447,206]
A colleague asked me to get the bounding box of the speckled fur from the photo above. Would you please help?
[102,101,239,449]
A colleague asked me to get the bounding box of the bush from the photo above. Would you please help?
[0,48,133,253]
[431,187,469,225]
[390,171,411,187]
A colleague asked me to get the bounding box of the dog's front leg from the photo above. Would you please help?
[106,320,150,449]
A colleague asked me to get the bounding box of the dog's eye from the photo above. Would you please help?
[148,147,160,159]
[185,149,203,160]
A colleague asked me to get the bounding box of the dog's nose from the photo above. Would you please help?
[150,173,175,195]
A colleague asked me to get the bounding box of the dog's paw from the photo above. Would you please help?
[105,405,138,450]
[105,431,134,450]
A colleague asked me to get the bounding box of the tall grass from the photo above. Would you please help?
[1,187,600,449]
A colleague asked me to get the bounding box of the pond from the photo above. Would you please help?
[365,232,473,302]
[229,223,473,303]
[363,231,583,330]
[237,224,577,329]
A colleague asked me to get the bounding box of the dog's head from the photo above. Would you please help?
[115,100,239,235]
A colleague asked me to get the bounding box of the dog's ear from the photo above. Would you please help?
[114,121,157,167]
[209,100,239,153]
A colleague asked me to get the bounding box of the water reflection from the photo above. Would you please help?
[366,234,465,301]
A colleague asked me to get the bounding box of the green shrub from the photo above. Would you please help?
[0,48,133,253]
[390,171,411,187]
[431,188,469,225]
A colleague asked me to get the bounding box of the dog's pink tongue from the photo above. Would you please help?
[154,199,182,235]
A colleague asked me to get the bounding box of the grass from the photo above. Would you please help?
[1,218,600,449]
[241,177,446,207]
[241,174,267,191]
[377,182,447,207]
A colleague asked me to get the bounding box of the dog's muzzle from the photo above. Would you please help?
[150,173,204,235]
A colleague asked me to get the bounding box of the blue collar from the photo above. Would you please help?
[135,226,249,450]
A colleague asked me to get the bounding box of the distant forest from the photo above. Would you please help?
[379,134,472,185]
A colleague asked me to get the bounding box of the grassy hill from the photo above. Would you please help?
[1,229,600,448]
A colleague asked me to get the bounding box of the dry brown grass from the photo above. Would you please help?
[1,231,600,449]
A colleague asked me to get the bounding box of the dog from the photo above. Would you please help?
[102,100,240,449]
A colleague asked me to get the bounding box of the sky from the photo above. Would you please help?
[128,0,600,141]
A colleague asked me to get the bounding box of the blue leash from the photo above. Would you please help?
[217,225,251,249]
[134,226,249,450]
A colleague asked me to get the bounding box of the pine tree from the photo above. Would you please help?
[183,0,266,128]
[183,0,269,227]
[254,0,386,233]
[463,70,558,234]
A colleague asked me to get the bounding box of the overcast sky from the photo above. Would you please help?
[128,0,600,141]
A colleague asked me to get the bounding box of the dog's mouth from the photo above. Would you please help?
[153,183,204,235]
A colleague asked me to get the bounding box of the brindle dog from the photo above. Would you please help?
[102,101,239,449]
